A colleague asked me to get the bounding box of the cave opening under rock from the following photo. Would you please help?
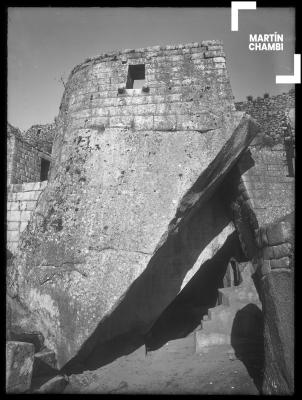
[144,230,246,352]
[60,173,249,375]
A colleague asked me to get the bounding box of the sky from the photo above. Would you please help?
[8,7,295,131]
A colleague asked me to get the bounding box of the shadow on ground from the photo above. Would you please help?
[231,303,264,393]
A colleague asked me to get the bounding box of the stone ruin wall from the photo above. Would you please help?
[8,133,51,185]
[7,123,54,254]
[8,41,250,367]
[6,41,295,393]
[7,122,54,185]
[235,89,295,145]
[202,90,295,260]
[7,182,47,254]
[21,123,56,154]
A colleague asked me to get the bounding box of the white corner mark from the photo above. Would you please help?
[231,2,257,31]
[276,54,301,84]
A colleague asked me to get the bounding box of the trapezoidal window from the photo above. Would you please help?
[40,158,51,181]
[126,64,145,89]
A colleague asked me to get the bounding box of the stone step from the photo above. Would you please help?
[207,305,229,320]
[218,286,261,308]
[201,313,235,335]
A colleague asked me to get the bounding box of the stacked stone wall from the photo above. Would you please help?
[238,146,294,226]
[51,41,237,176]
[60,41,234,132]
[7,181,47,253]
[22,123,56,154]
[8,135,52,185]
[235,90,295,145]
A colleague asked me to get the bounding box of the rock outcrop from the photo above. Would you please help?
[7,41,260,369]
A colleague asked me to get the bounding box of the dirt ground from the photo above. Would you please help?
[64,336,260,394]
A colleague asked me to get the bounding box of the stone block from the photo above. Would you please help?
[133,115,154,130]
[153,115,177,131]
[25,201,37,211]
[6,341,35,393]
[266,221,293,246]
[21,182,37,191]
[213,57,226,63]
[19,201,28,211]
[263,242,292,260]
[7,231,19,242]
[269,257,291,270]
[16,191,40,201]
[7,221,20,231]
[7,210,21,222]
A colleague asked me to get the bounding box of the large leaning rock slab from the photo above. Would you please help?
[6,341,35,393]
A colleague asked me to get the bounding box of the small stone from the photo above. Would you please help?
[269,257,291,270]
[227,350,237,361]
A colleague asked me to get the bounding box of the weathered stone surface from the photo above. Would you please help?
[265,220,293,246]
[262,242,292,260]
[269,257,291,270]
[255,214,294,394]
[6,341,35,393]
[260,270,294,394]
[7,42,260,370]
